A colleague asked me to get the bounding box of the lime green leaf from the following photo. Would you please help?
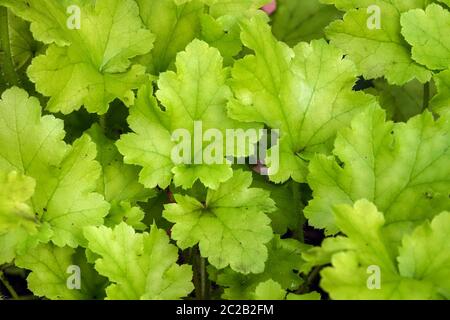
[136,0,203,74]
[228,15,376,183]
[0,87,68,179]
[431,70,450,115]
[253,279,286,300]
[398,211,450,298]
[88,125,154,205]
[200,14,243,65]
[118,40,256,190]
[323,0,432,84]
[84,222,194,299]
[16,245,107,300]
[320,200,449,299]
[164,170,275,274]
[271,0,341,46]
[0,170,36,233]
[0,229,30,264]
[214,236,307,298]
[116,84,174,190]
[301,236,354,274]
[106,201,146,231]
[28,47,148,114]
[401,4,450,71]
[0,87,109,261]
[87,125,154,230]
[207,0,270,17]
[3,0,154,114]
[306,106,450,236]
[44,135,110,247]
[135,0,267,73]
[323,251,435,299]
[0,0,75,46]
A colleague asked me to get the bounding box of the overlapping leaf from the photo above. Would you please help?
[401,3,450,71]
[0,170,36,233]
[88,125,155,230]
[135,0,270,73]
[16,245,107,300]
[213,236,308,298]
[305,106,450,236]
[401,3,450,114]
[84,222,194,299]
[320,200,450,299]
[0,87,109,264]
[135,0,203,74]
[117,40,257,190]
[322,0,432,85]
[228,15,376,183]
[4,10,41,72]
[431,70,450,115]
[1,0,155,114]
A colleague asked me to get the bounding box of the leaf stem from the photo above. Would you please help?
[193,246,209,300]
[290,180,304,242]
[0,270,19,300]
[423,82,430,111]
[0,6,19,87]
[99,114,107,131]
[200,256,208,300]
[297,266,321,294]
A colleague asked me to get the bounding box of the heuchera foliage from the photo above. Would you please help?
[0,0,449,300]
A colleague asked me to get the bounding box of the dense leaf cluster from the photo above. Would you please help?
[0,0,448,300]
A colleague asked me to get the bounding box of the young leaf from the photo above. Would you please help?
[401,4,450,71]
[401,3,450,115]
[253,279,286,300]
[200,14,243,65]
